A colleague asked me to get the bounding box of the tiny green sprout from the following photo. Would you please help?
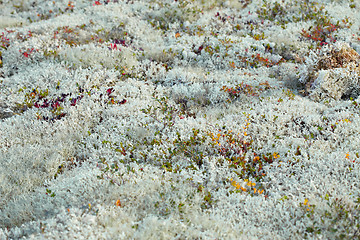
[324,193,330,201]
[283,89,295,100]
[46,189,56,197]
[279,195,289,201]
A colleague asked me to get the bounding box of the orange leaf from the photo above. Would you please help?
[116,199,121,207]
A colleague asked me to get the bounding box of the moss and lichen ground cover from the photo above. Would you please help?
[0,0,360,239]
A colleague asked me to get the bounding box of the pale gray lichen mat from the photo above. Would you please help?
[0,0,360,239]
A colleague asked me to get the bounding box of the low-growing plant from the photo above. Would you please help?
[141,93,190,131]
[27,1,76,23]
[283,88,296,100]
[237,52,284,69]
[256,1,288,25]
[14,86,125,122]
[221,81,272,102]
[45,188,56,198]
[301,17,352,48]
[146,0,203,32]
[19,47,38,58]
[229,178,265,197]
[14,30,33,43]
[300,194,360,239]
[97,94,279,201]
